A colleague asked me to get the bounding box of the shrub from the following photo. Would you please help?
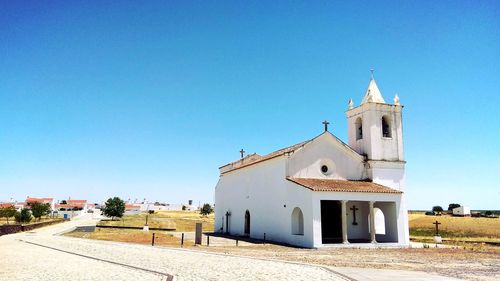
[425,211,434,216]
[15,209,32,224]
[0,206,17,224]
[200,203,213,216]
[432,206,444,214]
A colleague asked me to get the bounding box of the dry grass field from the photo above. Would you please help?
[409,213,500,244]
[65,228,183,246]
[98,210,215,232]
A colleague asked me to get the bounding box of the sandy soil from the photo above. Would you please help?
[196,243,499,281]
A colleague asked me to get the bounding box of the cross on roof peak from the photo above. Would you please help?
[240,149,245,159]
[322,120,330,132]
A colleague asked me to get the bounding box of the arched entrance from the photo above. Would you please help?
[244,210,250,235]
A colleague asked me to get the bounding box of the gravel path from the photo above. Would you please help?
[0,214,345,281]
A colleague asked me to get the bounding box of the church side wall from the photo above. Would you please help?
[215,157,314,248]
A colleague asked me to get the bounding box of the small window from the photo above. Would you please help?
[291,207,304,235]
[382,116,392,138]
[321,165,328,174]
[355,117,363,140]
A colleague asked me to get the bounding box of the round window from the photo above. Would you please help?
[321,165,329,174]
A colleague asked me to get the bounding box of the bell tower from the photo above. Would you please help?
[346,74,404,161]
[346,72,405,190]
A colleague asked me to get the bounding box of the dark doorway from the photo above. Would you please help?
[244,210,250,236]
[321,200,342,243]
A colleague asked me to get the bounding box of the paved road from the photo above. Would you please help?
[0,214,344,281]
[0,214,460,281]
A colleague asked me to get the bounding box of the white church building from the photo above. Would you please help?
[214,76,409,248]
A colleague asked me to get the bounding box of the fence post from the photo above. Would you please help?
[181,233,184,247]
[236,239,238,246]
[264,233,266,244]
[152,233,155,246]
[207,235,210,246]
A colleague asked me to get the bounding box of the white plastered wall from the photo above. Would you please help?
[215,157,315,248]
[288,133,366,180]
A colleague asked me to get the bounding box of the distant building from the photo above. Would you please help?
[55,199,88,211]
[0,202,14,208]
[25,197,55,211]
[452,206,471,216]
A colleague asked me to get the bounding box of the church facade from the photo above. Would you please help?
[214,77,409,248]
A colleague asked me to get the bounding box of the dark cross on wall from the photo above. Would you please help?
[322,120,330,132]
[350,205,359,225]
[240,149,245,159]
[433,220,441,236]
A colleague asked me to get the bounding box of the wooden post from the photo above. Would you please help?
[207,235,210,246]
[236,239,238,246]
[181,233,184,247]
[152,233,155,246]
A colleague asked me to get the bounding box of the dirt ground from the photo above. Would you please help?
[66,228,499,281]
[98,211,214,232]
[198,243,499,281]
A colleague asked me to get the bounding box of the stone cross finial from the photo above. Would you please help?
[370,68,375,79]
[348,98,354,110]
[394,94,400,105]
[322,120,330,132]
[240,149,245,159]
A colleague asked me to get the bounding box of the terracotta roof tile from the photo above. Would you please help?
[26,198,53,203]
[287,177,402,194]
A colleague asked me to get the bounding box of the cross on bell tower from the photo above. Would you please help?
[322,120,330,132]
[240,149,245,159]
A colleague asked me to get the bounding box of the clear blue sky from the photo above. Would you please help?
[0,1,499,209]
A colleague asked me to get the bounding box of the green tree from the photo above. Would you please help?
[60,200,67,204]
[31,202,51,221]
[485,211,493,216]
[447,203,461,211]
[0,206,17,224]
[102,197,125,220]
[15,209,32,224]
[200,203,213,217]
[432,206,444,215]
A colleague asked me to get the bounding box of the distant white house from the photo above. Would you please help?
[452,206,471,216]
[215,76,409,248]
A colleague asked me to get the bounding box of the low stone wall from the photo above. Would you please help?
[0,219,65,236]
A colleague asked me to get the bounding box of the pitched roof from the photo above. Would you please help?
[0,202,14,208]
[219,140,312,174]
[67,200,87,204]
[361,78,385,104]
[287,177,402,194]
[26,197,54,203]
